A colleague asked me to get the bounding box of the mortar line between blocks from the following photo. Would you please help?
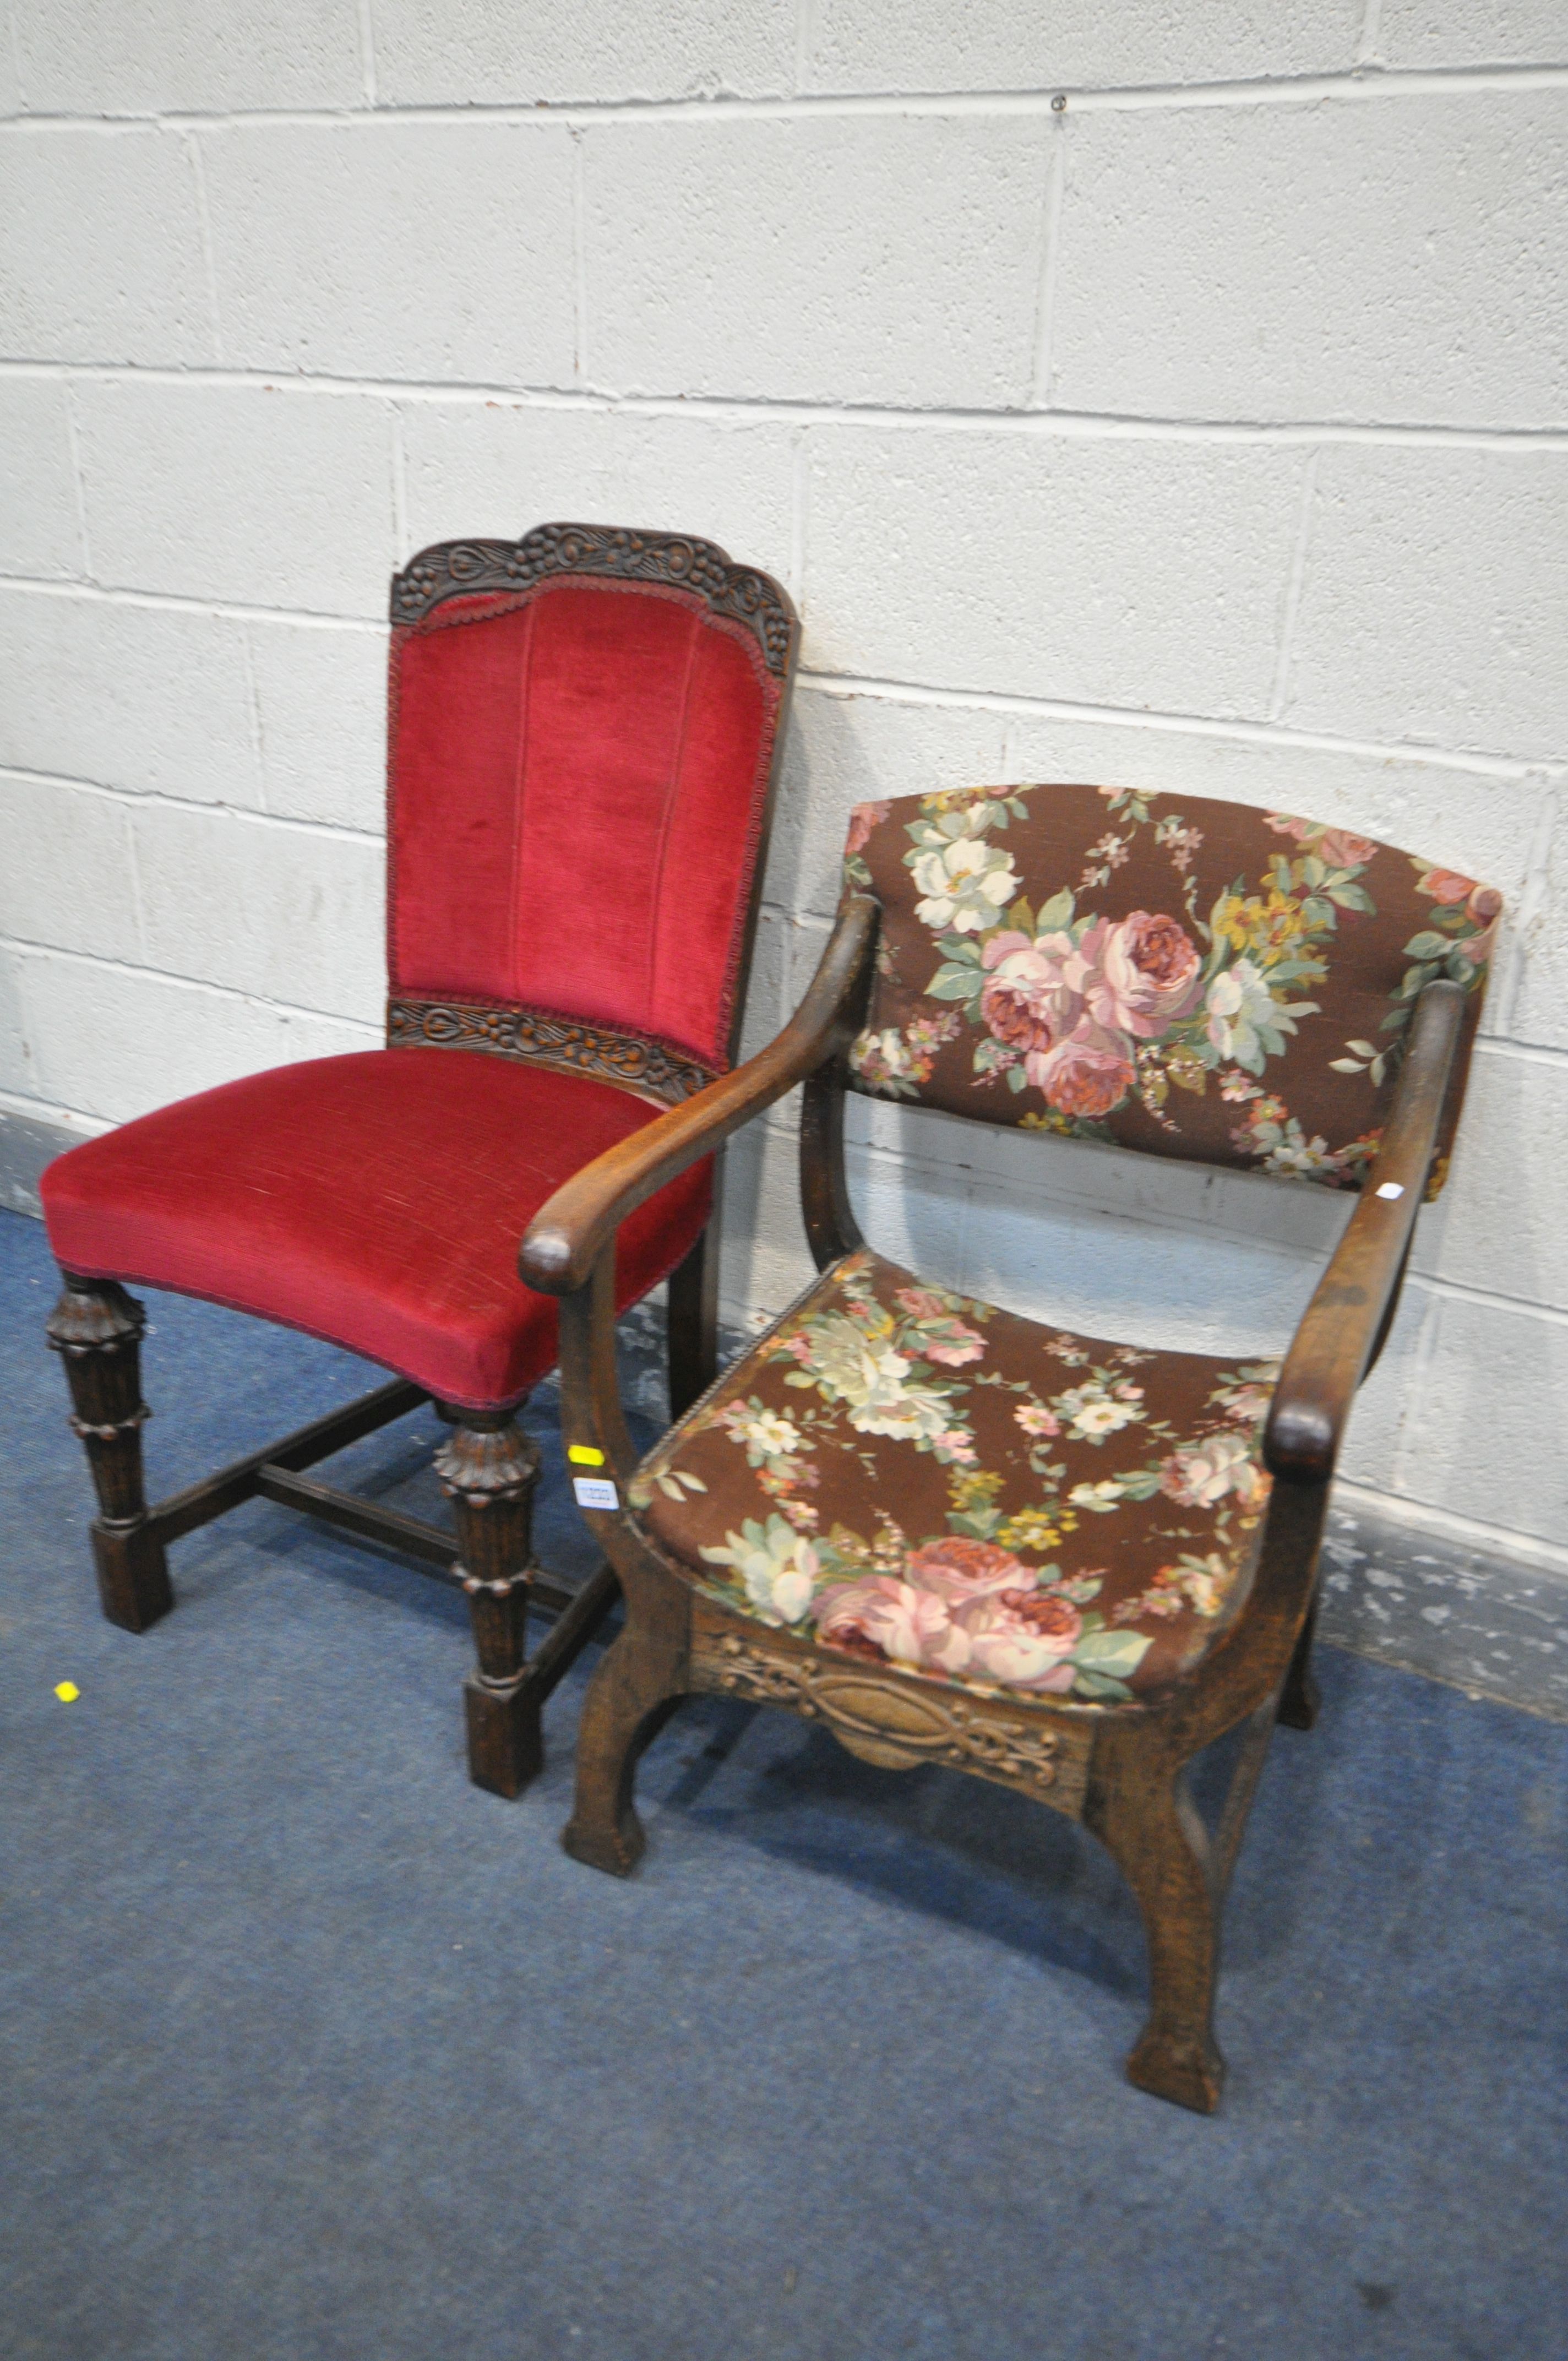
[4,8,23,111]
[792,0,819,95]
[0,574,385,630]
[121,802,152,965]
[0,567,1560,776]
[2,931,385,1027]
[1390,1269,1459,1493]
[182,130,226,367]
[59,382,94,581]
[792,670,1559,780]
[356,0,378,109]
[0,1083,112,1135]
[787,431,808,607]
[1466,1033,1568,1076]
[1268,446,1321,722]
[569,128,588,386]
[239,623,269,813]
[7,63,1568,129]
[0,765,385,845]
[1332,1475,1568,1580]
[1419,1273,1568,1328]
[0,568,1560,777]
[1027,111,1068,407]
[10,361,1568,451]
[389,406,410,565]
[1356,0,1386,69]
[1498,786,1559,1036]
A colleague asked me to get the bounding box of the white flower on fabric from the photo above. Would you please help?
[1205,959,1278,1068]
[700,1515,820,1625]
[741,1410,803,1459]
[1262,1132,1341,1179]
[1069,1397,1140,1440]
[849,1028,916,1086]
[912,837,1019,934]
[1159,1430,1266,1511]
[804,1316,956,1445]
[1069,1479,1126,1511]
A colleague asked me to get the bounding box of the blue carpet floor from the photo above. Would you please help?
[2,1205,1564,2360]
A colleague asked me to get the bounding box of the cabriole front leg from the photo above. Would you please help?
[46,1273,173,1634]
[1086,1732,1226,2114]
[435,1405,542,1798]
[561,1615,689,1878]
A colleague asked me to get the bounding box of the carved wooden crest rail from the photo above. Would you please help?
[389,523,795,680]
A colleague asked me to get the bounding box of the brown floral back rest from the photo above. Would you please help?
[843,782,1499,1192]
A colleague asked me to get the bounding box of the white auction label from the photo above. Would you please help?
[572,1475,619,1511]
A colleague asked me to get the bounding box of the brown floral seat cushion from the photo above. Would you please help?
[630,1250,1278,1707]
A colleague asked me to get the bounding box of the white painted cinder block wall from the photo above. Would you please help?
[2,4,1566,1569]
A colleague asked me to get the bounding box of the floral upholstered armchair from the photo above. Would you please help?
[41,525,797,1800]
[520,777,1495,2112]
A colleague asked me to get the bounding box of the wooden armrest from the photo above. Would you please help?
[520,893,879,1296]
[1264,979,1466,1486]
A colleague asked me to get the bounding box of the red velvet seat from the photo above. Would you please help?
[42,1050,714,1412]
[41,525,798,1800]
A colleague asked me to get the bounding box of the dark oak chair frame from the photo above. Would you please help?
[519,889,1467,2112]
[47,526,799,1800]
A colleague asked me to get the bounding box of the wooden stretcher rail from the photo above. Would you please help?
[138,1374,597,1629]
[146,1378,426,1546]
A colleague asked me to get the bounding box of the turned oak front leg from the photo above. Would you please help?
[46,1273,173,1634]
[434,1405,542,1799]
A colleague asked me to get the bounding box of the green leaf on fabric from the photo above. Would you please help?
[928,965,983,1001]
[1074,1628,1155,1676]
[1072,1671,1135,1701]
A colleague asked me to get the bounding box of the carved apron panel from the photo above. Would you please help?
[690,1604,1094,1820]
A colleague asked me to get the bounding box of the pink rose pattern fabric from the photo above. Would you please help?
[631,1251,1278,1706]
[842,782,1498,1190]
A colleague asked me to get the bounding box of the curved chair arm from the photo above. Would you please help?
[1264,978,1466,1486]
[520,894,880,1297]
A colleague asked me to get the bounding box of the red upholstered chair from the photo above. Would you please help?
[41,525,798,1797]
[519,779,1496,2110]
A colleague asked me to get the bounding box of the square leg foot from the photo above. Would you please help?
[1276,1665,1321,1731]
[464,1676,545,1799]
[92,1520,174,1634]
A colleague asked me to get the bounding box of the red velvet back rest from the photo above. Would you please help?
[388,550,791,1076]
